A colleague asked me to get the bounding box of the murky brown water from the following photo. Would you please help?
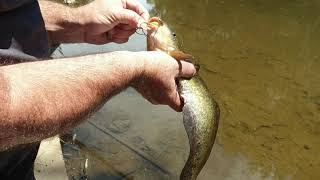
[55,0,320,179]
[150,0,320,179]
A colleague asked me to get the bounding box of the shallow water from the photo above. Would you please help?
[54,0,320,179]
[150,0,320,179]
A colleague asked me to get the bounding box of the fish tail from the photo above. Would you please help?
[180,155,198,180]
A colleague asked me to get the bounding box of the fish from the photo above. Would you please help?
[146,17,220,180]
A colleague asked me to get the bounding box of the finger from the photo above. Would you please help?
[123,0,150,20]
[177,61,197,78]
[168,90,183,112]
[85,34,112,45]
[115,8,145,28]
[116,24,135,31]
[107,29,116,40]
[113,28,136,39]
[112,37,129,44]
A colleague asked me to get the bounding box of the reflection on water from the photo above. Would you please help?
[56,0,320,179]
[149,0,320,179]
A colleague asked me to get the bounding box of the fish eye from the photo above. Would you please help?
[172,32,177,37]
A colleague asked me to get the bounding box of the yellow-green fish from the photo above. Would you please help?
[146,17,220,180]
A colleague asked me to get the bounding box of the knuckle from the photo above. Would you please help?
[112,7,123,17]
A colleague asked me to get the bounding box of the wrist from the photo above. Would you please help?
[128,52,150,89]
[39,0,86,44]
[58,7,86,43]
[101,51,146,84]
[75,5,90,34]
[75,3,99,43]
[131,51,147,78]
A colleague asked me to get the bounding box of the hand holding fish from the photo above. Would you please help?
[133,51,196,112]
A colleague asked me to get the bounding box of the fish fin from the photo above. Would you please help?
[169,50,194,62]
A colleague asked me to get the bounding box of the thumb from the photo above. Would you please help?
[115,9,145,28]
[169,91,184,112]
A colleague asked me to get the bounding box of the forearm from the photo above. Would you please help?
[0,52,143,150]
[39,0,85,44]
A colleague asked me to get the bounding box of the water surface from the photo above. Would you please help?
[149,0,320,179]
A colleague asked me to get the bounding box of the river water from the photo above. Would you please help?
[53,0,320,179]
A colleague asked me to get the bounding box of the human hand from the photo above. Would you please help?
[132,51,196,112]
[78,0,149,44]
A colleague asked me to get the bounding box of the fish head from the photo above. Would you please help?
[147,17,178,52]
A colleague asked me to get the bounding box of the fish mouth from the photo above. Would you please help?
[147,17,164,31]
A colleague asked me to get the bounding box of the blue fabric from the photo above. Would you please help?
[0,0,33,12]
[0,143,40,180]
[0,0,49,59]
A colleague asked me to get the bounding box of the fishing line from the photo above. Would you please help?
[135,27,147,36]
[135,22,148,36]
